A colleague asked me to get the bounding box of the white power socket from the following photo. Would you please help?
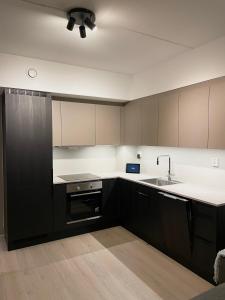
[137,152,142,159]
[211,157,219,168]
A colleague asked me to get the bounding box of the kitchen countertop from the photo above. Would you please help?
[53,172,225,207]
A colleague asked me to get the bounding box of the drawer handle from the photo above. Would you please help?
[158,192,188,202]
[138,191,149,198]
[66,215,102,225]
[69,191,101,198]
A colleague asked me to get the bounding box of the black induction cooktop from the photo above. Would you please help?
[58,173,100,182]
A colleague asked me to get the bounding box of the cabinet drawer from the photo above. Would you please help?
[192,202,217,242]
[193,216,217,242]
[192,237,216,281]
[192,202,217,219]
[136,184,153,198]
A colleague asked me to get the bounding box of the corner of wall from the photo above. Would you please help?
[0,92,4,234]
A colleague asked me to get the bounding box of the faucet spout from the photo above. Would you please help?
[156,155,172,181]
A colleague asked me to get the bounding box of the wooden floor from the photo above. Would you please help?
[0,226,212,300]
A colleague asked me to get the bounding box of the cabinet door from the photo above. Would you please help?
[208,79,225,149]
[141,96,158,146]
[61,101,95,146]
[135,185,164,249]
[4,92,53,242]
[96,105,121,145]
[158,92,179,147]
[52,100,62,147]
[102,179,120,222]
[179,86,209,148]
[133,186,150,240]
[53,184,67,232]
[158,192,191,264]
[133,185,154,242]
[192,237,216,282]
[119,179,135,230]
[123,101,141,145]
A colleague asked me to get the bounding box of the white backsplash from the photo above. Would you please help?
[116,146,225,188]
[53,146,118,176]
[53,145,225,189]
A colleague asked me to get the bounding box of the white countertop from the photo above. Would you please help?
[53,172,225,207]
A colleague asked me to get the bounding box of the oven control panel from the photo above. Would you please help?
[66,180,102,194]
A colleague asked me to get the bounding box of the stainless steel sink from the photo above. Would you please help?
[140,178,181,186]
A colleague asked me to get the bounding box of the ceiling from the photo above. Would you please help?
[1,0,225,74]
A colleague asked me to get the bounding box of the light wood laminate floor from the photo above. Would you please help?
[0,226,212,300]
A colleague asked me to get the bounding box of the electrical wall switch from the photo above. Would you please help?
[211,157,219,168]
[137,152,142,159]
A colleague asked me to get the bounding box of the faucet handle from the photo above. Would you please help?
[168,171,175,181]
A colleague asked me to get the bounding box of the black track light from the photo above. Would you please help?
[66,8,96,39]
[79,25,86,38]
[67,17,76,31]
[84,17,96,31]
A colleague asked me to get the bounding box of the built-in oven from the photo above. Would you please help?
[66,180,102,225]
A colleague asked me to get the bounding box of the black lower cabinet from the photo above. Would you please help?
[8,187,53,241]
[117,180,224,283]
[133,184,164,250]
[190,201,225,282]
[118,179,135,231]
[157,192,192,265]
[192,237,216,281]
[53,184,67,232]
[132,186,192,264]
[132,184,152,240]
[53,179,120,238]
[102,179,120,224]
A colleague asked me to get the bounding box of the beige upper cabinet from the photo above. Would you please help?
[141,96,158,146]
[208,79,225,149]
[52,100,62,147]
[158,92,179,147]
[179,85,209,148]
[61,101,95,146]
[123,100,141,145]
[96,105,121,145]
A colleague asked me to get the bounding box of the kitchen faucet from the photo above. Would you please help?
[157,155,172,181]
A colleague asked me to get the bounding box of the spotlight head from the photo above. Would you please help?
[79,25,86,38]
[84,17,96,31]
[67,17,76,31]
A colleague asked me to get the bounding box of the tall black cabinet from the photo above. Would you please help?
[2,89,53,250]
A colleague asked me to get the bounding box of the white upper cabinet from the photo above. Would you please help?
[123,101,141,145]
[208,79,225,149]
[96,105,121,145]
[61,101,95,146]
[158,92,179,147]
[179,85,209,148]
[52,100,62,147]
[141,96,158,146]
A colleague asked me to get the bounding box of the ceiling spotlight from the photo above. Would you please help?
[67,17,76,31]
[84,17,96,31]
[66,8,96,39]
[79,25,86,38]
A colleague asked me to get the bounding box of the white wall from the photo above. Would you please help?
[53,146,117,176]
[0,53,131,101]
[116,146,225,188]
[131,35,225,99]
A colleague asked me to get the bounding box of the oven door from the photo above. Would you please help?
[67,190,102,224]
